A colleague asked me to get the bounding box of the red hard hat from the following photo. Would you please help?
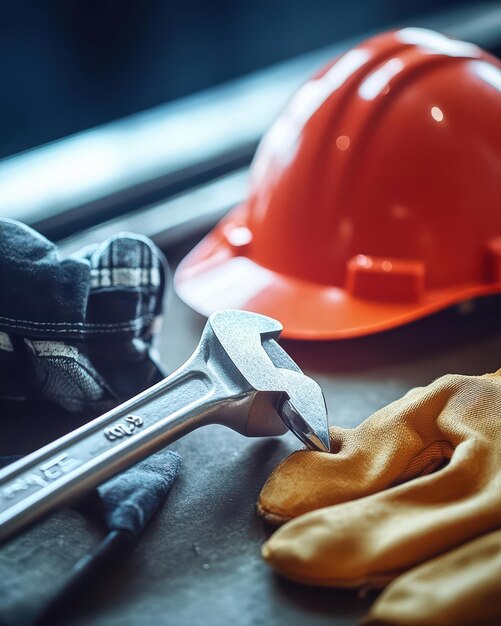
[175,28,501,340]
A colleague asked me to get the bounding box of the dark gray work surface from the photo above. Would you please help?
[1,290,500,626]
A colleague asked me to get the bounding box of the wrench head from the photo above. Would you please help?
[207,310,330,452]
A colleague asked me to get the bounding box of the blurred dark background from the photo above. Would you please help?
[0,0,463,160]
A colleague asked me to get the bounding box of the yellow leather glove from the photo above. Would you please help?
[258,371,501,625]
[366,529,501,625]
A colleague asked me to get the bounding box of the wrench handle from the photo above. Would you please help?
[0,359,215,543]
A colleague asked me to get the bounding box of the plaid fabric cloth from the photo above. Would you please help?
[0,218,168,413]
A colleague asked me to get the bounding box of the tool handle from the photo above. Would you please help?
[0,359,214,543]
[32,529,135,626]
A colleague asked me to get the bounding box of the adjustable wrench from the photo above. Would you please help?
[0,310,329,543]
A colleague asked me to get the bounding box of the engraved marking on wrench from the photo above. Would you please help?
[1,453,80,500]
[104,415,144,441]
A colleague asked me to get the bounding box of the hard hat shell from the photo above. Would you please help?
[175,28,501,340]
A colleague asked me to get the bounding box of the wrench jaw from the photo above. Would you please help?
[238,391,290,438]
[209,309,283,348]
[212,386,330,450]
[204,310,330,450]
[278,398,330,453]
[209,390,290,438]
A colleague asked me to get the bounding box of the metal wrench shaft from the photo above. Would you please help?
[0,348,247,542]
[0,310,329,544]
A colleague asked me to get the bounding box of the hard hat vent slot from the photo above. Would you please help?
[346,255,425,303]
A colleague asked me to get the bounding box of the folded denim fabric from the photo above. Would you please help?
[0,219,169,413]
[98,449,182,539]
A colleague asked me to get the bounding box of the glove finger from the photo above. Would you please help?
[364,530,501,626]
[258,382,452,525]
[262,443,499,588]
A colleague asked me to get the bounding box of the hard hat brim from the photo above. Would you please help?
[174,231,500,340]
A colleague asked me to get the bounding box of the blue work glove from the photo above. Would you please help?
[0,219,169,412]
